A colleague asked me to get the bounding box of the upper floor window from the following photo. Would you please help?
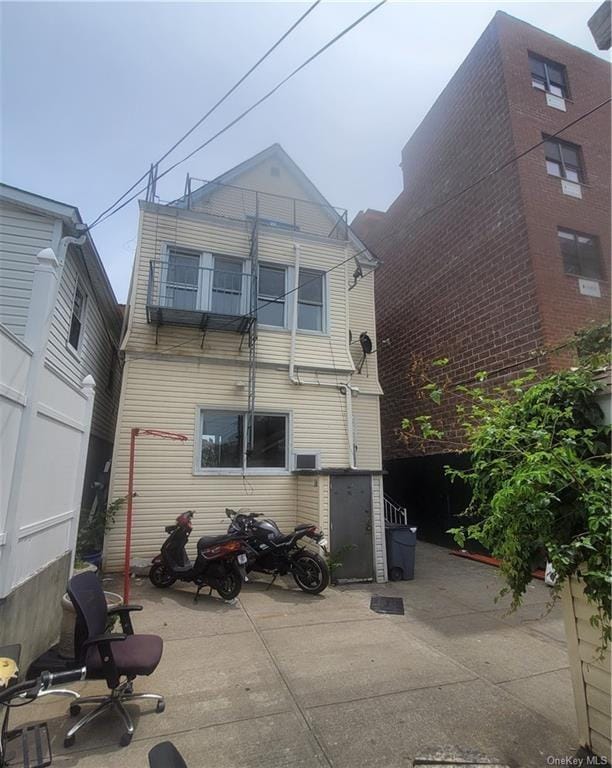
[166,249,199,310]
[199,409,287,471]
[212,256,243,315]
[529,54,568,98]
[558,229,602,280]
[298,268,325,332]
[258,264,286,327]
[68,281,86,351]
[544,138,583,183]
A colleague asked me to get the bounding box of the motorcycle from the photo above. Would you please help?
[149,511,248,601]
[225,509,330,595]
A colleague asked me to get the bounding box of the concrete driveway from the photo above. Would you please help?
[12,543,577,767]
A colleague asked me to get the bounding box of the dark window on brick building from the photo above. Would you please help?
[544,138,583,183]
[558,229,602,280]
[529,54,568,98]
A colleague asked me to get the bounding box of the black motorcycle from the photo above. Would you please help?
[149,511,248,601]
[225,509,330,595]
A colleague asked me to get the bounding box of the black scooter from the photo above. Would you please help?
[149,511,248,601]
[225,509,330,594]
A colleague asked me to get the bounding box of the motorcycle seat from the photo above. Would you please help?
[198,533,237,547]
[294,523,314,532]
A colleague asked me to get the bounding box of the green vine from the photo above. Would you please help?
[401,323,611,649]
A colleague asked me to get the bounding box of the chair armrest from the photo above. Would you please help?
[108,604,143,634]
[82,634,127,689]
[82,633,127,650]
[108,604,143,614]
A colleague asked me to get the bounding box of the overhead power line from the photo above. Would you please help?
[89,1,321,229]
[88,0,388,231]
[159,94,611,352]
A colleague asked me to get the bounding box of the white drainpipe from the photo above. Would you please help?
[288,242,301,385]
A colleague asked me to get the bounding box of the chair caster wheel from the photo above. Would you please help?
[64,735,75,748]
[120,732,133,747]
[69,703,81,716]
[156,700,165,713]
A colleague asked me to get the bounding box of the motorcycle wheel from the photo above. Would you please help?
[216,569,242,601]
[292,552,330,595]
[149,562,176,588]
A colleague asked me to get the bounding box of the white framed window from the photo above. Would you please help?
[297,268,325,332]
[258,263,287,327]
[197,408,289,473]
[68,280,87,352]
[164,248,201,310]
[211,255,244,315]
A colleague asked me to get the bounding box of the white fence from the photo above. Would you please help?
[0,249,95,598]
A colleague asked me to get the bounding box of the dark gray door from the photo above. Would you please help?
[330,474,373,580]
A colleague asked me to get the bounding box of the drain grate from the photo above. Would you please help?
[370,595,404,615]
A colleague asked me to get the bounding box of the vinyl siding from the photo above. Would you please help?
[348,269,382,395]
[353,394,382,471]
[46,245,120,443]
[0,202,56,338]
[191,156,343,239]
[127,206,355,373]
[371,474,386,582]
[563,576,611,760]
[105,355,372,570]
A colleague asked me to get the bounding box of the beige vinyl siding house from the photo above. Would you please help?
[106,145,386,581]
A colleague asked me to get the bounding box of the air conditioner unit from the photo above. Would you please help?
[293,452,320,470]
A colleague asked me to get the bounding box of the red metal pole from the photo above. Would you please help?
[123,428,139,603]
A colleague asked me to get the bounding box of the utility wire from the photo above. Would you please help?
[88,0,388,231]
[88,1,322,229]
[158,94,611,354]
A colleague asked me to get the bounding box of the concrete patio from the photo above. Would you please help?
[12,543,578,767]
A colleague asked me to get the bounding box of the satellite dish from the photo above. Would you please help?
[359,332,373,355]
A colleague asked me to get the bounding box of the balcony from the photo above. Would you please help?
[146,257,255,336]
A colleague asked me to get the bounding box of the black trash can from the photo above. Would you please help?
[385,525,417,581]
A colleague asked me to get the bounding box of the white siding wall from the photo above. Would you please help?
[0,323,95,596]
[0,203,56,338]
[46,245,120,443]
[563,577,611,760]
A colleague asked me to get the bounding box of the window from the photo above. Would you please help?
[529,54,568,98]
[199,409,287,471]
[165,249,199,310]
[298,268,325,332]
[68,282,86,351]
[258,264,286,326]
[544,139,583,183]
[211,256,243,315]
[558,229,602,280]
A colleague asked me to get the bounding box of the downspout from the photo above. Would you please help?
[288,242,300,385]
[343,383,357,470]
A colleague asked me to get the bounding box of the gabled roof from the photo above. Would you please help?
[0,183,121,333]
[184,144,379,266]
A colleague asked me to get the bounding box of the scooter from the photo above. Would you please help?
[225,509,330,594]
[149,511,248,601]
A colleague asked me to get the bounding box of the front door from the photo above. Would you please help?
[329,474,373,581]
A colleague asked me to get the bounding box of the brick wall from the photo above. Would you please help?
[496,13,611,354]
[356,13,610,460]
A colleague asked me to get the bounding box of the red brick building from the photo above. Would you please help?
[352,12,610,541]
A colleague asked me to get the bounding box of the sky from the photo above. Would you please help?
[1,1,608,302]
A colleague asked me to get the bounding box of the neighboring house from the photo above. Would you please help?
[105,144,386,582]
[0,184,121,668]
[352,13,611,543]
